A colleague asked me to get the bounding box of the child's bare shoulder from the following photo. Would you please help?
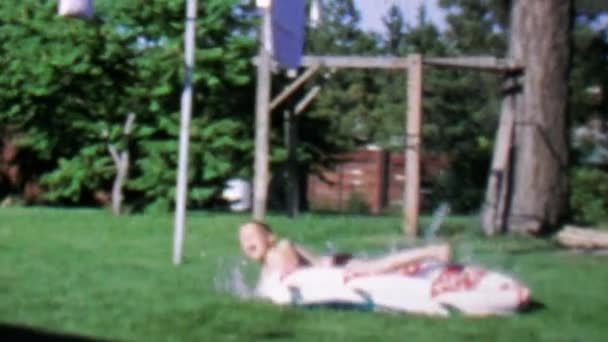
[275,238,295,250]
[268,239,298,260]
[264,239,300,270]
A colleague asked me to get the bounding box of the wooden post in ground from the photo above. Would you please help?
[284,109,299,218]
[481,75,518,235]
[283,85,320,218]
[253,6,272,221]
[404,54,423,237]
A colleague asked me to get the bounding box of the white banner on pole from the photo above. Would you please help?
[58,0,94,18]
[256,0,271,9]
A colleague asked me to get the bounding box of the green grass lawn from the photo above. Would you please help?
[1,207,607,341]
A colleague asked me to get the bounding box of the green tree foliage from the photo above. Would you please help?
[439,0,506,55]
[363,5,409,149]
[383,5,407,55]
[436,0,608,219]
[419,0,507,212]
[570,167,608,225]
[568,14,608,225]
[0,0,256,211]
[367,2,506,212]
[264,1,378,210]
[303,1,507,212]
[0,0,137,204]
[262,1,380,208]
[303,0,382,153]
[569,17,608,126]
[374,5,450,149]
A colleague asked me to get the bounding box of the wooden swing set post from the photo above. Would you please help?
[252,5,272,221]
[404,54,423,238]
[284,85,321,218]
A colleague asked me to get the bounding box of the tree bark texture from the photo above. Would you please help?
[482,0,571,234]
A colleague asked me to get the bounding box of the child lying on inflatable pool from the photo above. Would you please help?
[238,220,450,278]
[238,220,531,316]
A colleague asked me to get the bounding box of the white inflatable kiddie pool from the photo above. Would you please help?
[255,262,531,317]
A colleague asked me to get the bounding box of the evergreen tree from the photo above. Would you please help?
[418,0,507,212]
[370,2,505,212]
[372,5,449,150]
[302,0,381,154]
[563,13,608,225]
[0,0,257,211]
[382,4,406,55]
[440,0,506,55]
[0,0,138,204]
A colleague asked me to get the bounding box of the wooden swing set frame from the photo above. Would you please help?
[252,6,522,236]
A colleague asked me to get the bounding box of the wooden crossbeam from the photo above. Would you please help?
[295,86,321,115]
[423,56,522,72]
[300,56,410,69]
[254,55,521,72]
[254,56,410,69]
[270,66,319,111]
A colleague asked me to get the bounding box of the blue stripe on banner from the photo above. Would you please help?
[271,0,306,68]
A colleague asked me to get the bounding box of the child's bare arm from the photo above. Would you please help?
[346,244,451,276]
[377,244,450,271]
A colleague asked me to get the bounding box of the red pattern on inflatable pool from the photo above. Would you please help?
[430,264,487,297]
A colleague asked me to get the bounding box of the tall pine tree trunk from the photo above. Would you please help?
[482,0,571,234]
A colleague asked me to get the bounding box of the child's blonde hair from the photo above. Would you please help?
[241,220,272,232]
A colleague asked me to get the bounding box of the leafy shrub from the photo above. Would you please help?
[570,167,608,226]
[345,192,370,214]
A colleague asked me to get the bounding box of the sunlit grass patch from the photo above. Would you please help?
[1,207,607,341]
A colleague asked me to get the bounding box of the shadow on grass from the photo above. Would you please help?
[519,300,547,315]
[505,246,561,255]
[296,302,376,313]
[253,330,295,340]
[292,301,546,319]
[0,323,109,342]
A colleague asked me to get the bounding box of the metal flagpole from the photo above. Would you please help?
[173,0,197,265]
[253,0,272,221]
